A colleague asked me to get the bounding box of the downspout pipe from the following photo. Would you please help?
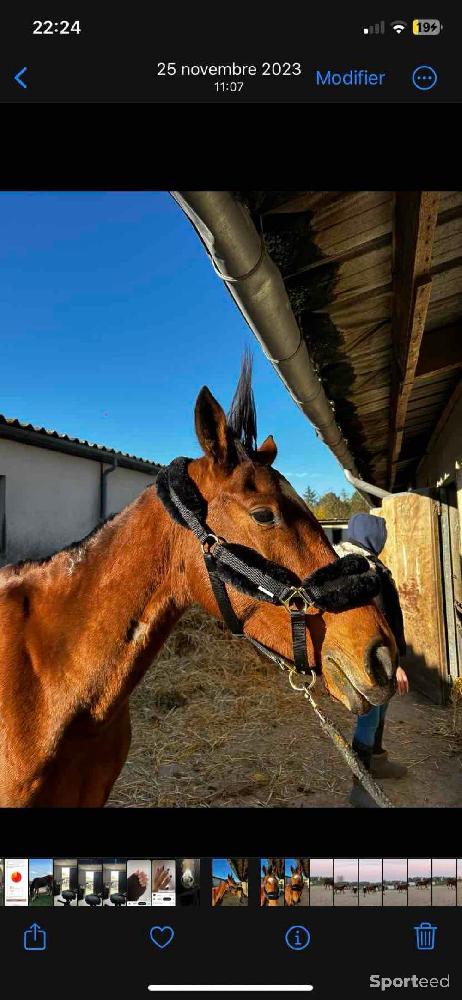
[100,458,117,522]
[172,190,361,479]
[344,469,392,502]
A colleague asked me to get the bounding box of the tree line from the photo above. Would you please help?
[303,486,368,521]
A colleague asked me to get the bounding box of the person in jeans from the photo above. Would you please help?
[335,513,409,807]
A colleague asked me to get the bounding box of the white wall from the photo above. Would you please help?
[416,391,462,489]
[0,438,157,566]
[106,466,157,515]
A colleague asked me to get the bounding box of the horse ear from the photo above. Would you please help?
[256,434,277,466]
[262,866,267,875]
[195,386,235,466]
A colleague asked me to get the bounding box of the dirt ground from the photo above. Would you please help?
[334,888,358,906]
[383,889,408,907]
[359,889,382,907]
[408,886,431,906]
[309,885,333,906]
[432,885,457,906]
[107,607,462,809]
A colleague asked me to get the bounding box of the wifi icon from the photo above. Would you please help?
[390,20,407,34]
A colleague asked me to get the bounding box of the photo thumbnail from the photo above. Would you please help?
[432,858,457,906]
[309,859,334,907]
[383,859,408,906]
[78,859,103,908]
[408,859,431,906]
[359,859,382,907]
[53,859,78,906]
[212,859,248,907]
[152,859,176,906]
[178,859,200,906]
[102,860,127,906]
[5,859,28,906]
[29,859,53,907]
[127,860,151,906]
[260,858,284,907]
[334,859,359,906]
[284,859,309,906]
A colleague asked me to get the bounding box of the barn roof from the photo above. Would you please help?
[0,413,161,475]
[238,191,462,491]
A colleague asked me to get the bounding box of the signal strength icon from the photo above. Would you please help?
[390,20,408,34]
[363,21,385,34]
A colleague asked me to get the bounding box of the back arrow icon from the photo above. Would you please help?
[14,67,28,89]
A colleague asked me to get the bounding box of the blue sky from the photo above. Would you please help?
[0,191,351,497]
[213,859,236,882]
[29,858,53,879]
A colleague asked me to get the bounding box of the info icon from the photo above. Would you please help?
[285,925,311,951]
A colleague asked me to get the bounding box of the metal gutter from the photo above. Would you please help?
[0,423,161,476]
[172,190,361,478]
[344,469,391,501]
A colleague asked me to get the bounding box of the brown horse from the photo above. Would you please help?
[212,875,238,906]
[284,863,304,906]
[261,866,281,907]
[0,362,397,806]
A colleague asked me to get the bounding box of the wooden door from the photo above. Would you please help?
[373,493,449,704]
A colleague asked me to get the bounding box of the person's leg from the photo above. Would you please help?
[370,703,407,778]
[349,706,381,808]
[353,705,381,757]
[372,704,387,754]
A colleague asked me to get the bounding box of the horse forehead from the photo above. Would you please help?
[228,463,274,493]
[277,476,310,512]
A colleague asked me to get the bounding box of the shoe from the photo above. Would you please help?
[349,777,379,808]
[370,750,407,779]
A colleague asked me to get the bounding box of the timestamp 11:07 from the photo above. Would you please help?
[214,81,245,92]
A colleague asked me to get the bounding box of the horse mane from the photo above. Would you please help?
[226,349,257,455]
[7,513,118,573]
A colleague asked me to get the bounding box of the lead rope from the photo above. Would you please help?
[257,650,394,809]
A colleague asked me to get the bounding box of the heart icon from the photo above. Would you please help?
[149,925,175,950]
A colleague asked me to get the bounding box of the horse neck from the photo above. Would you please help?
[29,485,195,723]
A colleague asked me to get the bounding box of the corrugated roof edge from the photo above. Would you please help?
[0,414,162,474]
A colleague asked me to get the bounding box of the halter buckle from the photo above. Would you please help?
[201,533,222,555]
[281,586,313,614]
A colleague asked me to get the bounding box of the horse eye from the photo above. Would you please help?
[251,507,276,525]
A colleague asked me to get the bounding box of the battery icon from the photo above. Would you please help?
[413,19,443,35]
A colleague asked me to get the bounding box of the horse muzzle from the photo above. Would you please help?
[323,646,396,714]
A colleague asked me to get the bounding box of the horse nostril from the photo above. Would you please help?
[367,643,396,686]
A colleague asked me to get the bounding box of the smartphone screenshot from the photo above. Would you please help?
[0,8,460,102]
[0,166,461,996]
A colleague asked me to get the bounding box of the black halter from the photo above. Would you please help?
[156,458,380,677]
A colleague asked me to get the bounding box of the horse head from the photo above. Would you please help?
[182,358,397,716]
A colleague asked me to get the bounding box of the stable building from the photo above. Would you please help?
[0,415,160,567]
[176,190,462,703]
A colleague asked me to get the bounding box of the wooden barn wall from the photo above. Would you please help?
[372,494,449,704]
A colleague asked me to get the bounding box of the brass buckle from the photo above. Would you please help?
[281,587,313,614]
